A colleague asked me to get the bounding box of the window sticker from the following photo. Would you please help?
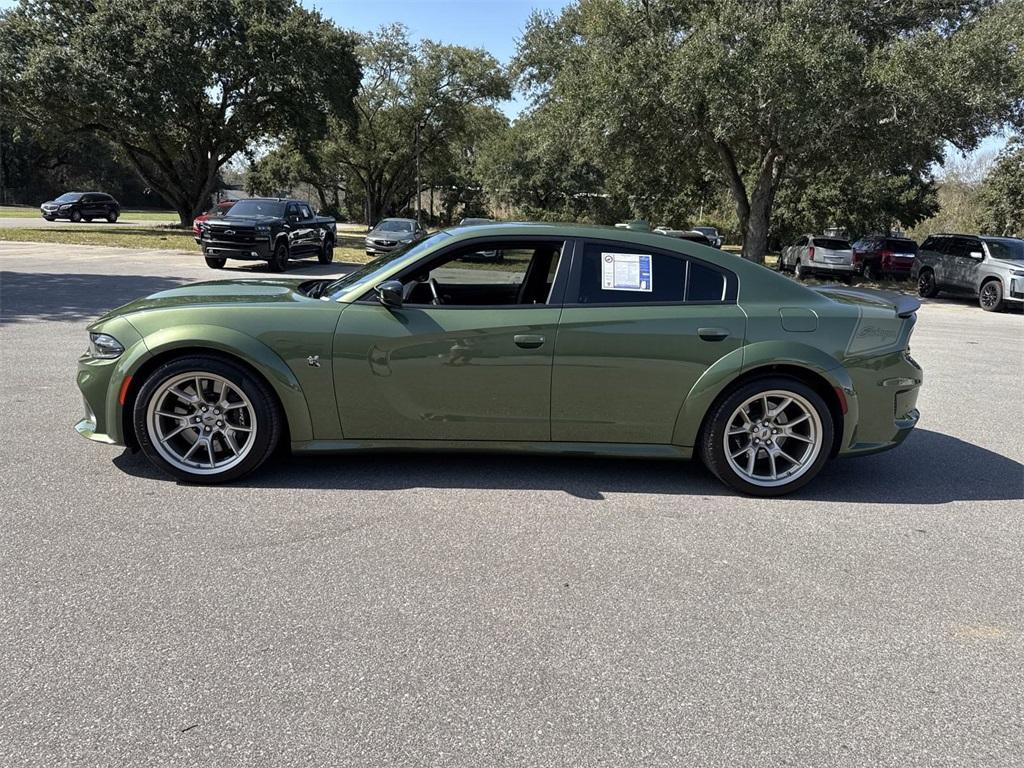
[601,252,652,292]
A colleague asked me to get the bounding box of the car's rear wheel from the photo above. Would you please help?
[700,377,833,497]
[318,237,334,264]
[205,256,226,269]
[83,217,93,223]
[917,268,939,298]
[862,261,878,281]
[979,279,1004,312]
[133,356,282,484]
[794,261,807,280]
[268,240,289,272]
[70,210,82,222]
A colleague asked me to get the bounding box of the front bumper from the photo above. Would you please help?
[201,240,272,261]
[365,240,407,254]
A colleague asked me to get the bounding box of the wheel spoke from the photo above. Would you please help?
[731,445,751,460]
[745,448,757,475]
[776,447,801,467]
[155,410,188,419]
[205,440,216,467]
[161,422,196,440]
[770,397,792,419]
[223,430,242,456]
[727,426,749,436]
[782,431,813,443]
[181,439,202,462]
[785,413,810,428]
[226,424,253,433]
[169,386,198,404]
[767,451,778,479]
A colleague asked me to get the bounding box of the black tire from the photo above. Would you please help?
[268,239,289,272]
[794,261,807,280]
[43,216,55,222]
[862,261,878,282]
[107,210,118,223]
[132,355,283,484]
[775,255,785,272]
[979,279,1004,312]
[318,237,334,264]
[70,210,82,222]
[205,256,227,269]
[83,217,93,223]
[699,376,834,497]
[917,268,939,298]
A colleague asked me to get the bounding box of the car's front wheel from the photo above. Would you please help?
[918,268,939,298]
[133,355,282,484]
[979,279,1004,312]
[862,261,878,281]
[268,240,289,272]
[318,238,334,264]
[700,377,833,497]
[70,210,82,222]
[107,210,118,223]
[205,256,226,269]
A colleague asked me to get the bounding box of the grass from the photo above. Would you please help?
[0,205,180,222]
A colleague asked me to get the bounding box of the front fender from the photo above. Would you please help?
[109,322,313,443]
[671,340,857,448]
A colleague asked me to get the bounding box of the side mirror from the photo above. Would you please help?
[376,280,404,309]
[969,250,984,260]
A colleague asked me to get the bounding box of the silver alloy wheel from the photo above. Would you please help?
[146,371,257,475]
[723,389,823,488]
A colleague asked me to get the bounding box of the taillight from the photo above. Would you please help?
[808,245,815,260]
[852,250,862,263]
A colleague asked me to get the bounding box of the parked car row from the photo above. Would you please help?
[780,230,1023,312]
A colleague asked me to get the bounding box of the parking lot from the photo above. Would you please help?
[1,241,1022,766]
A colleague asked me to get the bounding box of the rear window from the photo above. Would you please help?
[813,238,851,250]
[884,238,918,252]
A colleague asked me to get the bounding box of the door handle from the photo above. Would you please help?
[698,327,730,342]
[513,334,545,349]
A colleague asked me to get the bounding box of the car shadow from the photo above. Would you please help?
[112,428,1022,505]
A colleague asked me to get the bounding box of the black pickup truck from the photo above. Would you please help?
[199,198,337,271]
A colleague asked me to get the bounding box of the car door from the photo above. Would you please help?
[550,238,745,444]
[298,203,317,253]
[950,236,984,292]
[283,203,305,254]
[332,237,569,441]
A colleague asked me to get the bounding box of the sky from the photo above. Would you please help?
[314,0,570,116]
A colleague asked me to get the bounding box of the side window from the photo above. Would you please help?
[80,194,94,203]
[795,236,808,247]
[401,240,566,307]
[286,203,300,219]
[956,237,982,257]
[299,204,313,219]
[576,241,733,305]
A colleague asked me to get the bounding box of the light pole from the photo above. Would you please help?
[414,121,421,226]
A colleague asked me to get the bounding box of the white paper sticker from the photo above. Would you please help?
[601,252,652,292]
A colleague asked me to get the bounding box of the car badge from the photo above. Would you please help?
[224,229,235,235]
[307,355,321,368]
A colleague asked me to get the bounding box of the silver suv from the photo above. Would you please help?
[912,234,1024,312]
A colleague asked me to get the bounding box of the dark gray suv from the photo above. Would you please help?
[912,234,1024,311]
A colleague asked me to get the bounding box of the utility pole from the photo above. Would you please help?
[415,122,421,226]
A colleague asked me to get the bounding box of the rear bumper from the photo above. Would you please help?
[810,262,855,273]
[838,349,923,457]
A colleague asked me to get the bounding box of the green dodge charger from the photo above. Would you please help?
[76,223,923,496]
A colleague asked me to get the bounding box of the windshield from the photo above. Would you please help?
[376,219,414,233]
[984,238,1024,260]
[227,199,285,218]
[814,238,851,250]
[325,231,452,299]
[55,192,82,203]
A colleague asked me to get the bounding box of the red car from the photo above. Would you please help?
[192,200,236,242]
[851,235,919,280]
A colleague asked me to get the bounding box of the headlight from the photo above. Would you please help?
[255,224,270,233]
[1012,270,1024,277]
[59,204,72,211]
[88,332,124,359]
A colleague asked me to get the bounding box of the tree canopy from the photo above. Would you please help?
[0,0,361,224]
[512,0,1023,260]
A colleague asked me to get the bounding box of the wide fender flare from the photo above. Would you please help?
[114,323,313,442]
[671,340,856,447]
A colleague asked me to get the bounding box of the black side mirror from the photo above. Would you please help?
[376,280,404,308]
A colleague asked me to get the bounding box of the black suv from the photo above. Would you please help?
[850,235,919,280]
[40,192,120,223]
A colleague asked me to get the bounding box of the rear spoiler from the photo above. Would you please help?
[813,286,921,318]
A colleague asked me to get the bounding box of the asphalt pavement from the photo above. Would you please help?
[1,242,1023,767]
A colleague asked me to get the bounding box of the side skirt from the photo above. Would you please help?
[290,439,693,461]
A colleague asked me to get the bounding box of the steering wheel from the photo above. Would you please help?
[428,277,443,306]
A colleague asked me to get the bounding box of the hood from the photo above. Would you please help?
[207,214,282,226]
[92,278,311,326]
[369,228,415,240]
[990,258,1024,271]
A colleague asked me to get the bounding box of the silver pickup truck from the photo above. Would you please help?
[912,234,1024,312]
